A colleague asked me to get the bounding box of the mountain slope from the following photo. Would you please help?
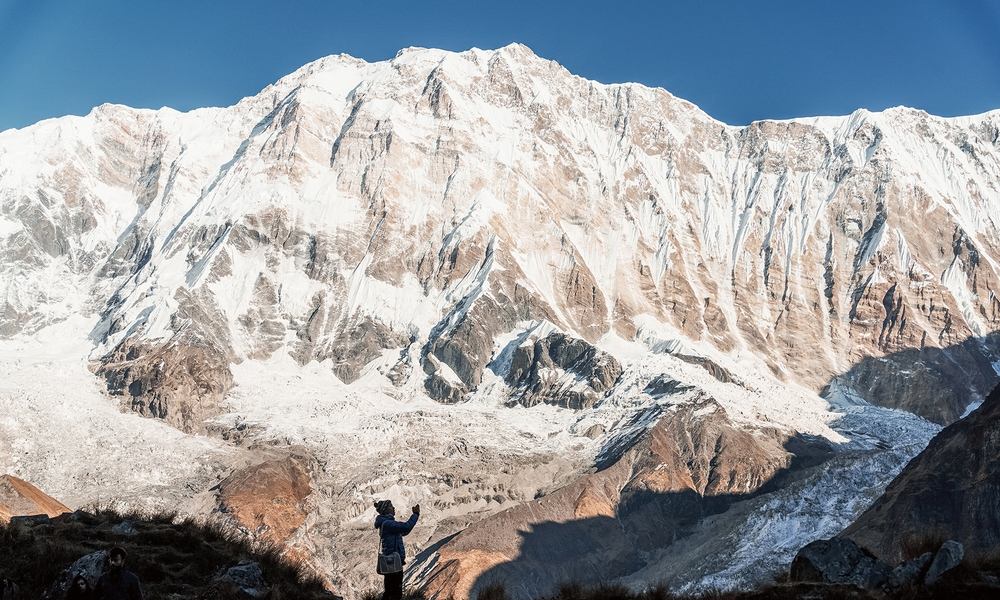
[842,383,1000,562]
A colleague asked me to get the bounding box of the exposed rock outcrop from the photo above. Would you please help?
[0,475,70,523]
[46,550,108,599]
[924,540,965,586]
[95,339,233,434]
[212,560,270,599]
[215,454,313,548]
[789,538,890,588]
[504,331,622,409]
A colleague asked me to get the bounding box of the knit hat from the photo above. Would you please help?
[374,500,393,515]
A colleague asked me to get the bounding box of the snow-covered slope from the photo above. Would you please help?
[1,44,998,597]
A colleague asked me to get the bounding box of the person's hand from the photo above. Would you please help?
[412,504,421,515]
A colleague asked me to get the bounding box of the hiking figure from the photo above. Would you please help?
[95,547,143,600]
[374,500,420,600]
[0,577,18,600]
[66,574,94,600]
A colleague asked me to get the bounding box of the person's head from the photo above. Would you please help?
[108,547,127,569]
[374,499,395,516]
[72,574,90,591]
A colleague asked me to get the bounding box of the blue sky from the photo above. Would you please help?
[1,0,998,131]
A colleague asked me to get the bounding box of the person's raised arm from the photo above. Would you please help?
[380,505,420,535]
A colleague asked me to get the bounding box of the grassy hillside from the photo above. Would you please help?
[0,508,334,599]
[2,509,997,599]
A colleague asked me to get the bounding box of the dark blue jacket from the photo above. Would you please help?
[375,513,419,562]
[95,568,144,600]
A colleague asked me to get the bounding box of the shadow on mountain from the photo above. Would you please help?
[452,333,1000,600]
[457,437,835,600]
[822,331,1000,425]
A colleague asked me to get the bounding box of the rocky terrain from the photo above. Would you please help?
[1,44,999,598]
[843,382,1000,562]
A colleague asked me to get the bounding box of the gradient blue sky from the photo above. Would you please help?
[2,0,998,131]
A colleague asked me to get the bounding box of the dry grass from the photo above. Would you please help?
[0,507,333,599]
[900,530,950,561]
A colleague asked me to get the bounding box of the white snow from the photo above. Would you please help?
[0,317,233,509]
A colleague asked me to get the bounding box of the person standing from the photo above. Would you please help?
[95,547,143,600]
[374,500,420,600]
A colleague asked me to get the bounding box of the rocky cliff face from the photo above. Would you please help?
[2,45,998,428]
[503,330,622,409]
[1,44,998,598]
[842,383,1000,562]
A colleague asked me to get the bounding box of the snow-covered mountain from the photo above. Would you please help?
[1,44,998,597]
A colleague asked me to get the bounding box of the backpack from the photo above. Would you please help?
[376,522,403,575]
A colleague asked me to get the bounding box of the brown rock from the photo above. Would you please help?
[215,455,313,547]
[0,475,70,523]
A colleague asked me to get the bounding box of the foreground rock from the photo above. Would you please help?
[789,538,890,588]
[923,540,965,586]
[790,537,972,592]
[46,550,108,599]
[212,560,269,599]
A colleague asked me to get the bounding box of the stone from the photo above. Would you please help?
[924,540,965,586]
[111,520,138,536]
[887,552,932,588]
[9,514,50,526]
[789,538,891,588]
[213,560,269,599]
[46,551,108,599]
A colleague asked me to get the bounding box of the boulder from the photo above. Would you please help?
[213,560,269,599]
[46,550,108,599]
[924,540,965,586]
[111,520,138,536]
[789,538,891,588]
[887,552,932,588]
[9,514,50,526]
